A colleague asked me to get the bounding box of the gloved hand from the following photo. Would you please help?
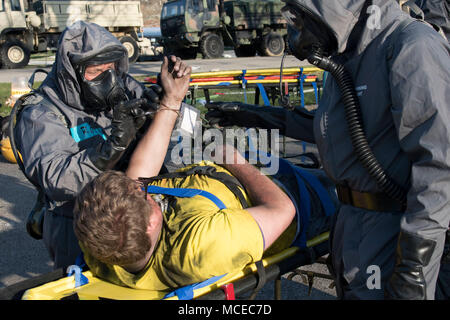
[142,84,163,112]
[205,102,316,142]
[205,102,267,127]
[385,231,437,300]
[89,98,149,171]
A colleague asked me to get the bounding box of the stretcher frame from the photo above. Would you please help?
[195,232,330,300]
[0,232,331,300]
[144,66,324,108]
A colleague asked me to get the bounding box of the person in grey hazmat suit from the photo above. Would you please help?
[206,0,450,299]
[13,21,189,269]
[413,0,449,41]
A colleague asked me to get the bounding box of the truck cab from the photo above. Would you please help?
[0,0,40,68]
[160,0,286,59]
[161,0,223,59]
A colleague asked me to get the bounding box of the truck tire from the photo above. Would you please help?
[119,36,139,64]
[0,40,30,69]
[259,32,284,57]
[234,45,256,57]
[200,33,224,59]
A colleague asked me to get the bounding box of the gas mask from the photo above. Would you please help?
[281,2,337,61]
[80,67,127,112]
[279,1,338,109]
[75,48,128,112]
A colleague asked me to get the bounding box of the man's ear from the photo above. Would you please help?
[146,196,162,233]
[146,221,153,235]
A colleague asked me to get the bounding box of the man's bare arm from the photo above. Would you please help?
[126,56,191,179]
[219,147,296,249]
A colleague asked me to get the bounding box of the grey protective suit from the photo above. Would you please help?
[295,0,449,299]
[415,0,450,41]
[208,0,450,299]
[14,22,148,268]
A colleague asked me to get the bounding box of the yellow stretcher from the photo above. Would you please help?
[189,67,322,79]
[0,232,330,300]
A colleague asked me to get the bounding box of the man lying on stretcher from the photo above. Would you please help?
[72,56,337,293]
[74,146,336,293]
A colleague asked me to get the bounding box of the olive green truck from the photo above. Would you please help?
[0,0,153,68]
[160,0,287,59]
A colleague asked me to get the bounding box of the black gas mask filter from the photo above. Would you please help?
[281,4,337,61]
[280,0,407,202]
[80,67,128,112]
[76,49,128,112]
[279,2,337,110]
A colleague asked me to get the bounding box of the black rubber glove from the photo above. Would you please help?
[89,98,148,171]
[205,102,316,142]
[385,231,437,300]
[205,101,282,128]
[141,84,163,112]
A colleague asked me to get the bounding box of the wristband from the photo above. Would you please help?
[159,102,181,117]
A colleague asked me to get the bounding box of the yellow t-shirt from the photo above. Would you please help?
[83,161,293,295]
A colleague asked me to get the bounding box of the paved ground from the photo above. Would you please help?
[0,52,337,300]
[0,50,308,83]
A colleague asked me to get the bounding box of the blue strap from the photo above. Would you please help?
[298,68,305,108]
[67,265,89,288]
[163,274,226,300]
[312,81,319,105]
[256,83,271,106]
[256,76,271,107]
[301,141,307,164]
[146,185,227,210]
[241,69,248,103]
[323,71,328,87]
[75,252,86,269]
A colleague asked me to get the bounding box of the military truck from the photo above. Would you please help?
[160,0,287,59]
[0,0,152,69]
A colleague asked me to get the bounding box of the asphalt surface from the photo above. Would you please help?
[0,52,337,300]
[0,50,308,82]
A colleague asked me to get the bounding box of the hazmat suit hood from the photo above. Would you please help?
[285,0,406,57]
[40,21,129,113]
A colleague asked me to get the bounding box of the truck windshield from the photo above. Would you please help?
[187,0,204,13]
[161,0,185,19]
[9,0,21,11]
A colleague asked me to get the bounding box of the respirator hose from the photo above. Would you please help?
[308,49,407,202]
